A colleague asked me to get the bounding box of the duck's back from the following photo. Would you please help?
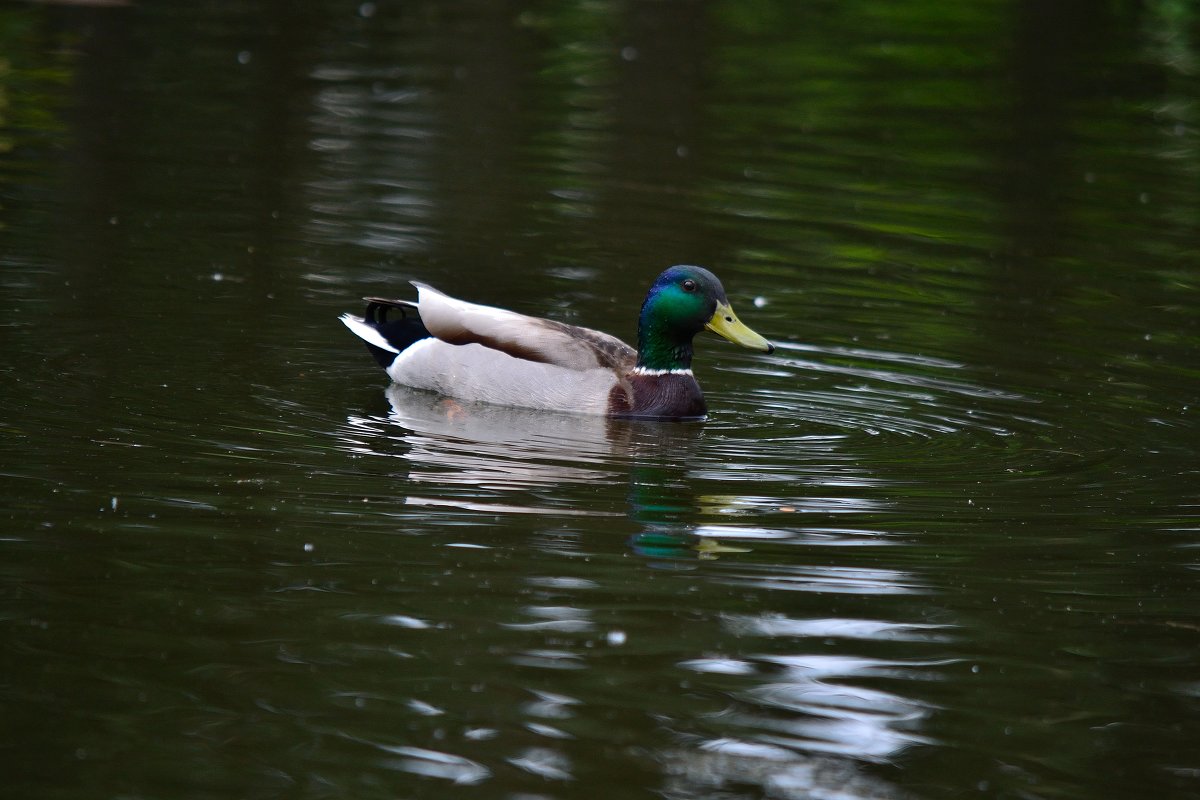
[414,283,636,372]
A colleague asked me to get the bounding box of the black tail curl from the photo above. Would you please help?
[359,297,431,369]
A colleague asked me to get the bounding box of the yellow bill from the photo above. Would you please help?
[706,303,774,353]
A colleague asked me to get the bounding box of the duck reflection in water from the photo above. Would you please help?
[340,383,788,560]
[353,384,707,527]
[340,386,922,798]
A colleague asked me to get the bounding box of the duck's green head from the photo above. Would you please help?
[636,265,773,371]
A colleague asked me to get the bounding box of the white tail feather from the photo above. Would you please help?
[339,313,400,354]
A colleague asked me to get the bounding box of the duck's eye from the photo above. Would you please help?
[682,279,697,292]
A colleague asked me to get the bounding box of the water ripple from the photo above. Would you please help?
[660,740,913,799]
[374,744,490,785]
[722,613,952,643]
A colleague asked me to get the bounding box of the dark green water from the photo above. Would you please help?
[2,2,1198,799]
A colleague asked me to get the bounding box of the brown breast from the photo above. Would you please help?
[608,372,707,420]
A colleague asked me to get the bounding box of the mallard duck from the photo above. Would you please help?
[339,265,773,420]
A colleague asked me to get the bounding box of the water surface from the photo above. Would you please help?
[2,2,1198,799]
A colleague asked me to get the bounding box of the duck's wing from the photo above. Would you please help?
[413,282,636,372]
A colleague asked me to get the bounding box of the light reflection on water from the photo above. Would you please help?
[660,739,912,799]
[329,344,1023,539]
[721,614,950,642]
[316,341,1001,794]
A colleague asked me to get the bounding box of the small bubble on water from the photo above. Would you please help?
[303,543,314,553]
[606,629,627,646]
[753,296,767,308]
[621,46,638,61]
[237,50,252,65]
[359,2,376,17]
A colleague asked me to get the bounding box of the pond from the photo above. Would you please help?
[2,2,1198,799]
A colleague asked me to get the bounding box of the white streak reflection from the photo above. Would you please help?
[661,738,911,799]
[376,745,490,785]
[507,747,574,781]
[722,613,952,642]
[721,654,939,762]
[712,564,929,595]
